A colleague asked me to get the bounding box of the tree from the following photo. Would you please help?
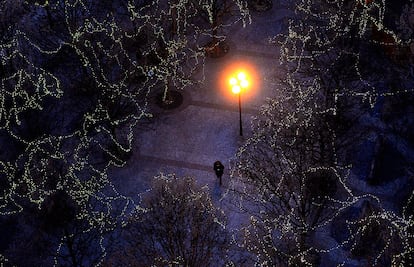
[0,1,156,264]
[229,81,358,266]
[243,0,414,265]
[1,0,251,263]
[129,0,209,101]
[277,0,412,126]
[193,0,250,57]
[4,189,125,267]
[344,200,414,266]
[106,174,229,267]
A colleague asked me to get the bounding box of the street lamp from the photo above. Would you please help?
[229,71,249,136]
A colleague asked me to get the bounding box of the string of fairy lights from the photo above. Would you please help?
[1,0,249,265]
[229,0,414,266]
[5,0,413,265]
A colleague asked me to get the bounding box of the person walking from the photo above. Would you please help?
[213,161,224,186]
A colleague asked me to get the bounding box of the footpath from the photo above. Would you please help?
[111,5,295,199]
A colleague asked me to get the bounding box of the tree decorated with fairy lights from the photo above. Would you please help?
[128,0,214,102]
[193,0,250,57]
[280,0,414,178]
[230,80,360,266]
[345,200,414,266]
[105,174,230,267]
[276,0,413,124]
[230,0,414,265]
[0,0,249,265]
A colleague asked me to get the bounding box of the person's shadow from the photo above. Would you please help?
[212,178,223,200]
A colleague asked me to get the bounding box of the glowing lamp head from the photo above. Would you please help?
[237,72,246,81]
[231,85,241,94]
[240,79,249,88]
[229,71,249,94]
[229,77,237,86]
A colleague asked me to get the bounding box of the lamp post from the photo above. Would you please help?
[229,72,249,137]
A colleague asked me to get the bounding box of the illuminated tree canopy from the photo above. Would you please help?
[0,0,249,265]
[1,0,414,266]
[231,0,414,266]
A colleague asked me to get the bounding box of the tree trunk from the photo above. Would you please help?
[45,6,54,28]
[64,228,78,267]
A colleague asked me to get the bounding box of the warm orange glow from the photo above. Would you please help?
[229,71,250,95]
[240,79,249,88]
[218,60,260,102]
[229,77,237,86]
[232,85,241,94]
[237,72,246,81]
